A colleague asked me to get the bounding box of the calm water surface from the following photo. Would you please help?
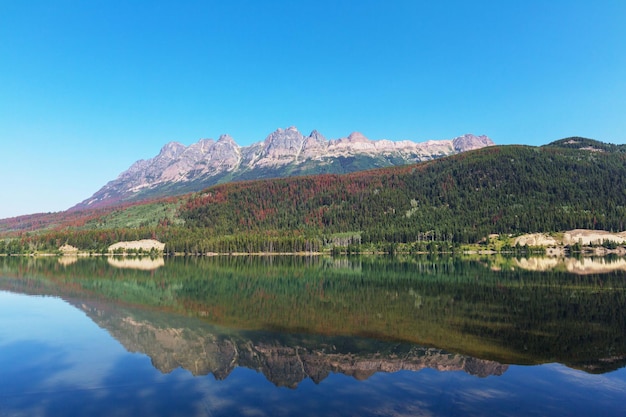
[1,256,625,416]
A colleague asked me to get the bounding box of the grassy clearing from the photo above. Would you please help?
[81,202,184,229]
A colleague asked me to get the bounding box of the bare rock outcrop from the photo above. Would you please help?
[562,229,626,246]
[108,239,165,253]
[514,233,560,247]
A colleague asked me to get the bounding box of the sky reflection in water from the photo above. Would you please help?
[1,290,625,417]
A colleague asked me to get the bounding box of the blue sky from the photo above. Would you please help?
[1,0,625,218]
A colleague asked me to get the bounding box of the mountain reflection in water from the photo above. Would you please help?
[1,255,625,376]
[72,297,507,387]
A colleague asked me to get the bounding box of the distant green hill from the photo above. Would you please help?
[2,138,626,253]
[546,136,626,152]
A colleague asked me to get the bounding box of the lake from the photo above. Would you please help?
[1,255,625,416]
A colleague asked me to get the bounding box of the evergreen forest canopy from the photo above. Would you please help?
[2,138,626,254]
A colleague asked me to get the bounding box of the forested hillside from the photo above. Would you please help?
[172,142,626,248]
[2,138,626,254]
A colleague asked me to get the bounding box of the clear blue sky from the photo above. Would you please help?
[1,0,625,218]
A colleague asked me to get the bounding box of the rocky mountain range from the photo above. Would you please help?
[74,127,493,209]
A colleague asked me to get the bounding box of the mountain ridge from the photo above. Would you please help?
[74,127,493,210]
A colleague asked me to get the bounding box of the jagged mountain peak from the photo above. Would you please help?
[264,126,304,143]
[265,126,301,137]
[452,134,495,152]
[260,127,306,159]
[346,132,369,142]
[308,129,326,141]
[196,138,215,146]
[158,141,186,158]
[73,127,495,210]
[217,134,236,143]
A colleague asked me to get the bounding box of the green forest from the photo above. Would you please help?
[2,138,626,254]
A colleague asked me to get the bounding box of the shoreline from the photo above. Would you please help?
[2,245,626,258]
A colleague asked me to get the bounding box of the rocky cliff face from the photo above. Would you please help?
[74,127,494,209]
[452,133,495,152]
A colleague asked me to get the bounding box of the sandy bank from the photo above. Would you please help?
[108,239,165,253]
[514,229,626,247]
